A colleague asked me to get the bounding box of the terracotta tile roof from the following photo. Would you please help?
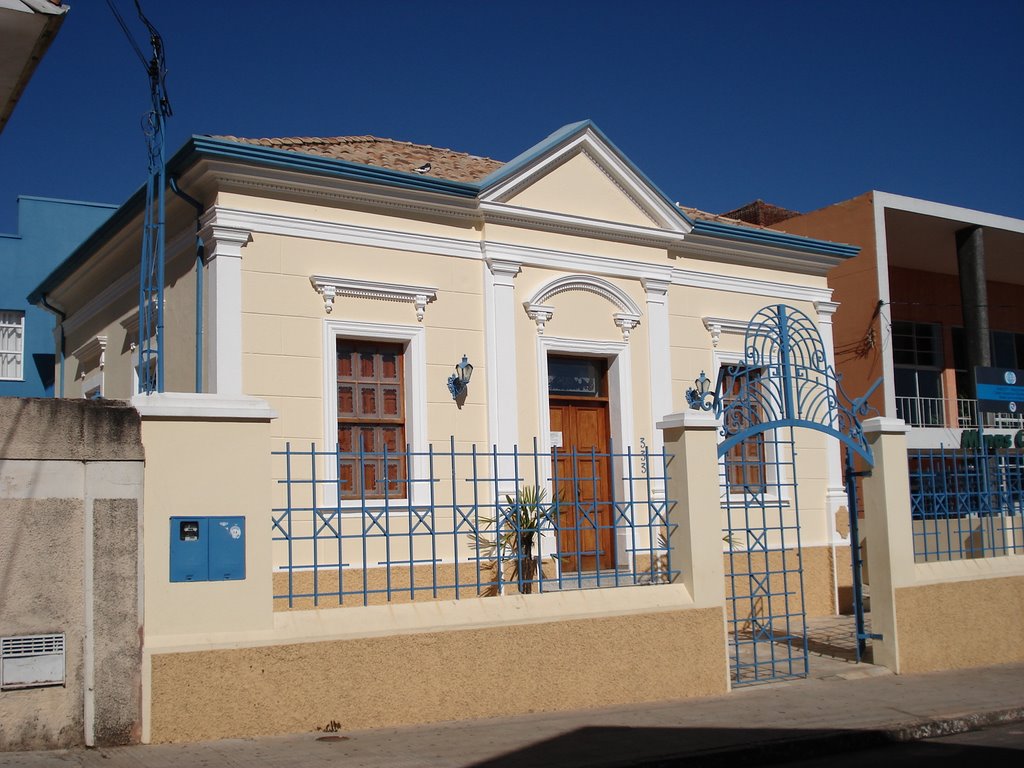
[213,134,504,183]
[720,199,800,227]
[677,205,773,230]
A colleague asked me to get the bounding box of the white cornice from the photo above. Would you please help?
[483,240,674,283]
[194,160,481,223]
[72,335,107,369]
[673,269,832,304]
[206,206,483,261]
[309,275,438,321]
[678,234,842,276]
[480,201,688,249]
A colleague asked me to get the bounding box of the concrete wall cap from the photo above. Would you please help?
[863,416,910,435]
[131,393,278,421]
[657,411,719,430]
[0,398,143,461]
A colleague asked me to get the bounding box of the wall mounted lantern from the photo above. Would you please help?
[447,355,474,400]
[685,370,718,412]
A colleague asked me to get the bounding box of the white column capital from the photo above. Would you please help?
[813,299,840,323]
[641,276,671,303]
[199,211,253,260]
[485,257,522,286]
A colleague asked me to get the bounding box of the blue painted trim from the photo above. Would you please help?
[475,120,590,189]
[30,129,856,304]
[188,136,480,198]
[29,135,481,304]
[692,219,859,259]
[477,120,694,228]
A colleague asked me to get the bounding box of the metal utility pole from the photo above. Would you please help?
[107,0,172,393]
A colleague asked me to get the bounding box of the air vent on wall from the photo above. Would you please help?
[1,634,66,690]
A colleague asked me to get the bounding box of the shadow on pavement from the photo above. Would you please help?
[467,724,1021,767]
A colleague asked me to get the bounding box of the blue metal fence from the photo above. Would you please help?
[272,438,675,607]
[720,425,807,686]
[908,446,1024,561]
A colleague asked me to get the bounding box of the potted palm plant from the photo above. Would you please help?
[471,485,555,595]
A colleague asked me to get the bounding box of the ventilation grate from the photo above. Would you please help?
[1,633,66,689]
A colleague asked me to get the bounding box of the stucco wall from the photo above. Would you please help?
[0,399,144,750]
[149,605,725,743]
[894,575,1024,673]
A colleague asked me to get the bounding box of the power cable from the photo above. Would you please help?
[104,0,148,71]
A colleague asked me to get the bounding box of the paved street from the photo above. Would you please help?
[2,658,1022,768]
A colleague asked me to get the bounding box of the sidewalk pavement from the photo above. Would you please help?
[3,660,1023,767]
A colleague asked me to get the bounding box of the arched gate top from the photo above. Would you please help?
[686,304,878,465]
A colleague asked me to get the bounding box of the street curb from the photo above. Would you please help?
[611,707,1024,767]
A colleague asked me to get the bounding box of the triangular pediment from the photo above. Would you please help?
[479,121,691,239]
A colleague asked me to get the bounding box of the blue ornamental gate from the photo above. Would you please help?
[687,304,877,686]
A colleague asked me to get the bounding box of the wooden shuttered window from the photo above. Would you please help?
[721,367,767,494]
[337,339,407,499]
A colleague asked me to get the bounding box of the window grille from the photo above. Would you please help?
[0,310,25,381]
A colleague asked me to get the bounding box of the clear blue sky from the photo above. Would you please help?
[2,0,1022,234]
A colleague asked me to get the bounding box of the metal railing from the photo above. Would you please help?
[896,397,1024,430]
[895,396,947,428]
[271,438,676,608]
[908,446,1024,561]
[957,399,1024,430]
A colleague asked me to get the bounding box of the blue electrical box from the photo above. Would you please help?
[170,516,246,583]
[209,517,246,581]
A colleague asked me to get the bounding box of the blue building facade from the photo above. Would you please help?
[0,196,115,397]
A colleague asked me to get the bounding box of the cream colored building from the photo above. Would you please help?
[22,123,1024,743]
[41,119,1015,743]
[32,120,858,613]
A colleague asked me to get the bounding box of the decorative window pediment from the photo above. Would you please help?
[73,335,108,372]
[523,274,643,341]
[310,275,438,322]
[702,316,750,348]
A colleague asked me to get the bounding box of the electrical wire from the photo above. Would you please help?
[134,0,172,118]
[104,0,148,72]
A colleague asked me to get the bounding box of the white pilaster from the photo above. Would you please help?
[816,299,847,612]
[483,254,521,452]
[200,220,251,395]
[643,277,672,498]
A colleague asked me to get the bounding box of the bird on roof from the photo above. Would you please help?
[412,162,431,174]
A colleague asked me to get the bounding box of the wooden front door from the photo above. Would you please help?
[549,400,615,572]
